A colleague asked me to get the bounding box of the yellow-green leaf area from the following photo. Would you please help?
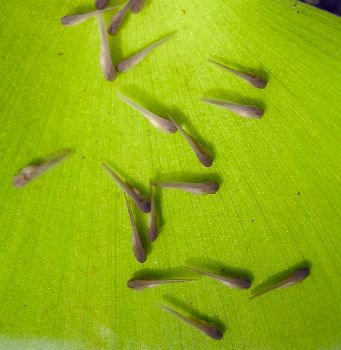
[0,0,340,349]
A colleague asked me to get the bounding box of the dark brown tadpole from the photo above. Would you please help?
[250,267,310,299]
[108,0,134,35]
[201,98,264,119]
[124,195,146,263]
[167,114,213,167]
[13,150,71,188]
[186,266,251,289]
[97,14,116,81]
[130,0,146,13]
[154,181,219,194]
[102,163,151,213]
[117,34,174,72]
[160,304,223,340]
[127,278,193,290]
[147,180,158,241]
[95,0,109,10]
[61,6,119,26]
[117,92,177,133]
[208,59,267,89]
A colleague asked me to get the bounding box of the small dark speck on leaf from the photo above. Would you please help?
[182,9,186,14]
[57,52,63,56]
[298,192,300,195]
[252,219,254,222]
[23,304,26,307]
[82,156,85,159]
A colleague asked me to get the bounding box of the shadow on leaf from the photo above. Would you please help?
[186,257,255,283]
[162,295,227,333]
[132,267,193,279]
[202,90,266,111]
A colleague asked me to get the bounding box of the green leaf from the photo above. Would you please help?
[0,0,340,349]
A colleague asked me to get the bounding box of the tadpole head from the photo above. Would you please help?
[138,199,151,213]
[13,175,26,188]
[203,182,219,194]
[206,327,224,341]
[294,267,310,281]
